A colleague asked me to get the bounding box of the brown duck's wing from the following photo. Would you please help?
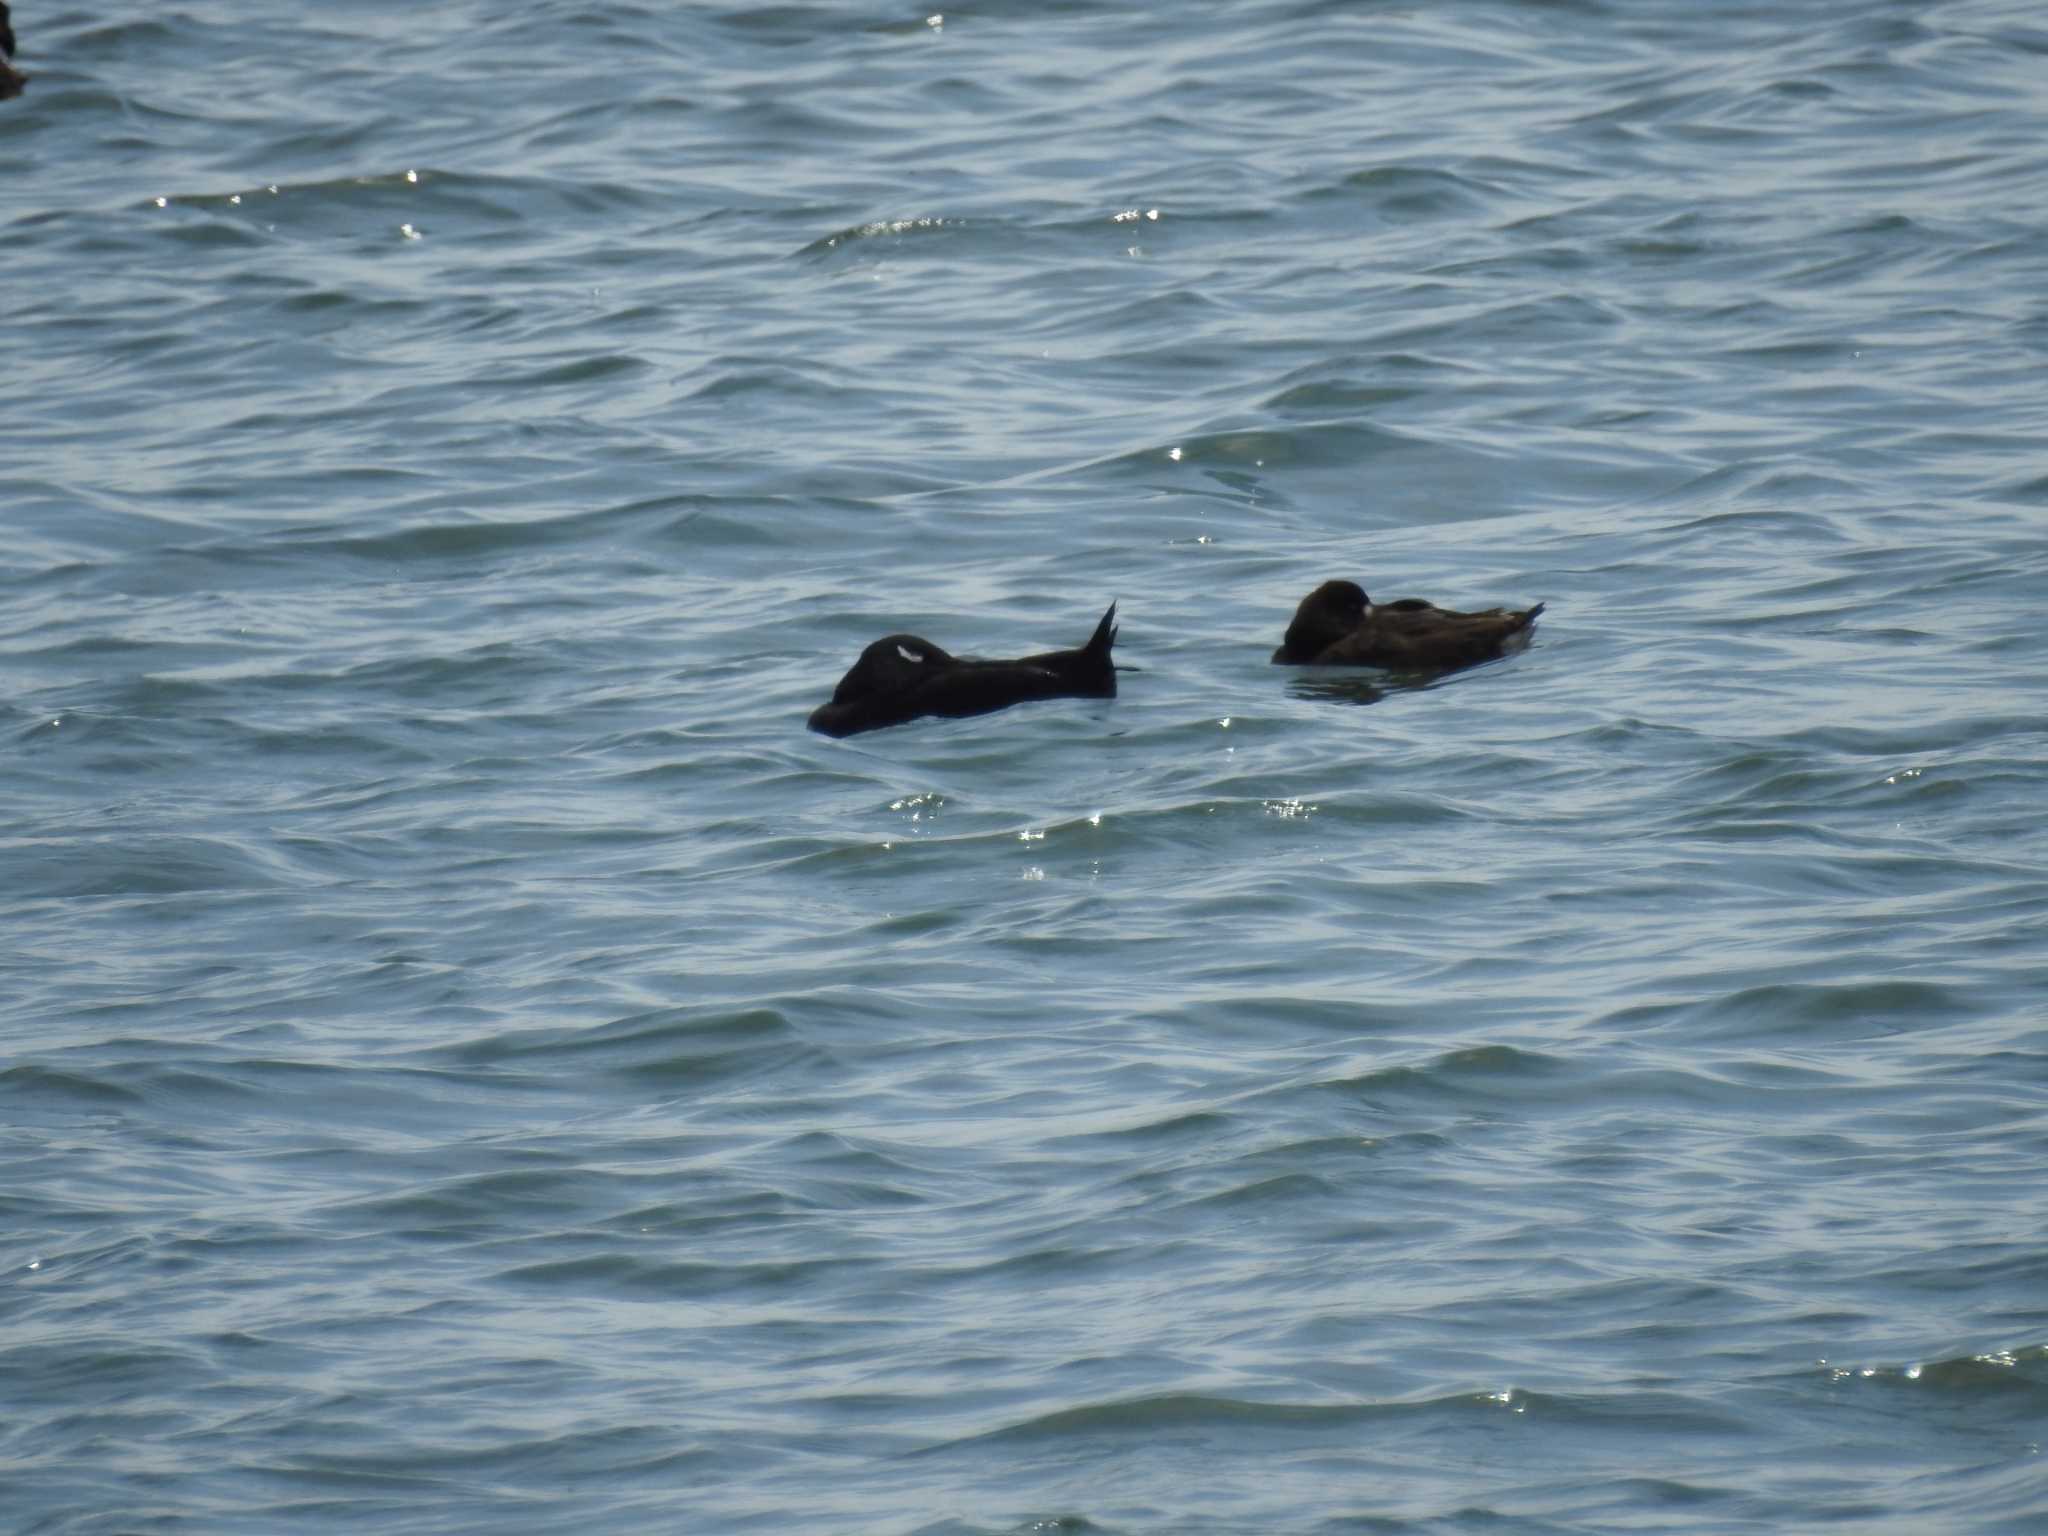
[1309,613,1448,666]
[1322,604,1538,667]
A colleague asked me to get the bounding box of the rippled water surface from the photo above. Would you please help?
[6,2,2048,1531]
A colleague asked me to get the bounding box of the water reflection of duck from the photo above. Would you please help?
[1,4,26,100]
[1273,580,1544,670]
[809,603,1118,737]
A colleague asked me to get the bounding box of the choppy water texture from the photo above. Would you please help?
[6,2,2048,1531]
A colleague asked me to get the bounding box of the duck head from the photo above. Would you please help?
[1279,579,1371,659]
[824,634,957,707]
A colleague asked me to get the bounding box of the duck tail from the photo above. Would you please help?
[1520,601,1547,627]
[1071,601,1118,696]
[1084,601,1118,659]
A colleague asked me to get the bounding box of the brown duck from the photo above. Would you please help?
[1273,579,1544,669]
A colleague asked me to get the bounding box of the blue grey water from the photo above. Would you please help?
[4,1,2046,1531]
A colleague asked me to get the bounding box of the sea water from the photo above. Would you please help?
[4,3,2046,1531]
